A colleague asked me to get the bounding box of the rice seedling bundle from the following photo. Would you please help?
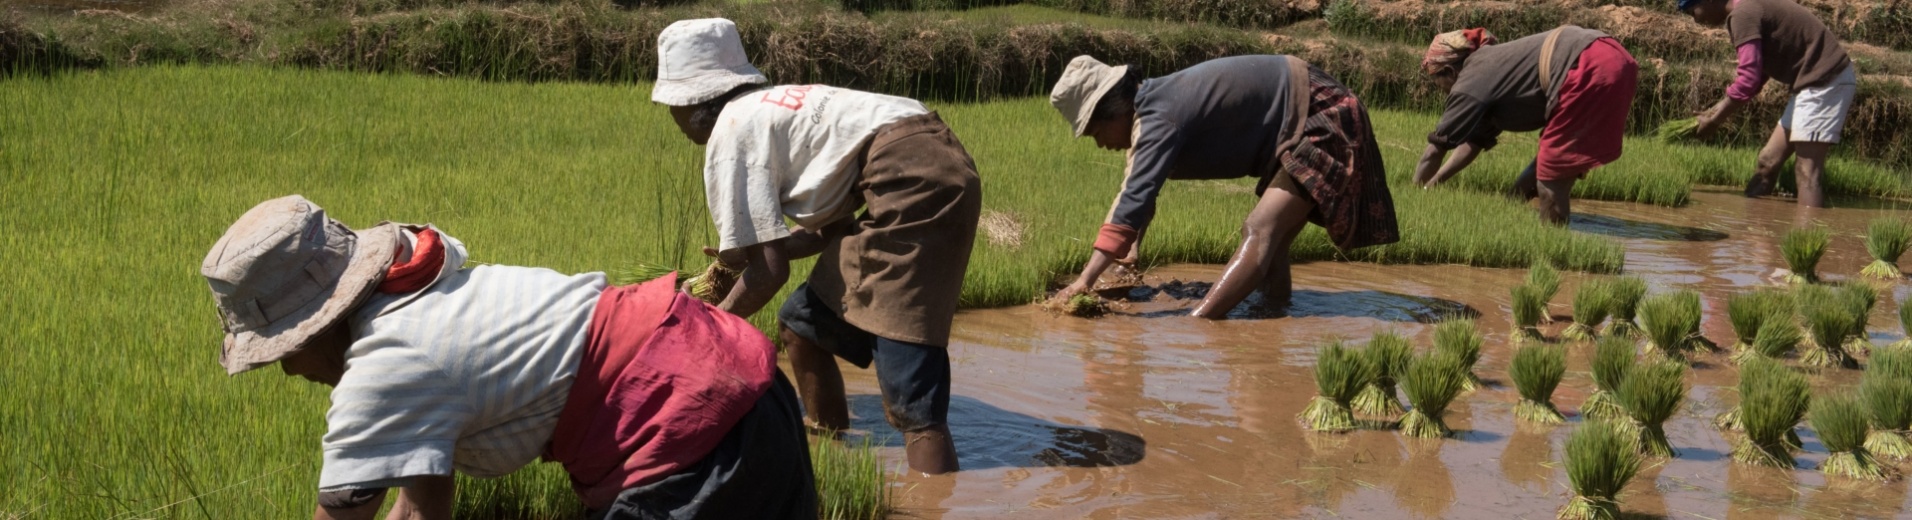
[611,263,678,285]
[1861,217,1910,279]
[1511,344,1567,425]
[1617,360,1686,457]
[1860,375,1912,460]
[1838,282,1878,355]
[1435,318,1486,391]
[1798,285,1860,368]
[1780,226,1830,284]
[1557,420,1643,520]
[1529,260,1562,312]
[1512,284,1546,342]
[1584,336,1635,423]
[1300,343,1373,433]
[1638,290,1703,361]
[812,436,894,520]
[1810,391,1896,481]
[1353,332,1413,418]
[1736,316,1802,365]
[1603,276,1648,339]
[1654,118,1700,144]
[1041,292,1111,317]
[682,260,739,305]
[1898,302,1912,349]
[1563,279,1613,342]
[1726,289,1792,353]
[1731,357,1809,468]
[1400,352,1467,439]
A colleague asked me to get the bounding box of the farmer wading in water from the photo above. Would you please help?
[1682,0,1856,208]
[201,196,817,519]
[1045,55,1400,318]
[653,18,981,475]
[1412,26,1640,224]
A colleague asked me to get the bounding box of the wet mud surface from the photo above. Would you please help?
[817,191,1912,518]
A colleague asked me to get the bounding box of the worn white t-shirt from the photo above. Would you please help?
[702,85,928,252]
[317,230,605,491]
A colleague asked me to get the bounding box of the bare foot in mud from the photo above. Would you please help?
[1744,174,1776,198]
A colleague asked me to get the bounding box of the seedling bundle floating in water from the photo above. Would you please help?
[1811,391,1897,481]
[1435,318,1486,392]
[1735,317,1802,365]
[1639,290,1705,361]
[1353,332,1413,418]
[1584,336,1635,423]
[1780,226,1830,284]
[1400,352,1467,439]
[1898,302,1912,349]
[1618,360,1686,458]
[1726,289,1792,354]
[1861,217,1910,279]
[1563,279,1613,342]
[1861,375,1912,460]
[1510,344,1566,425]
[1731,357,1808,468]
[1528,260,1560,320]
[1511,284,1546,342]
[1797,285,1860,368]
[1557,420,1643,520]
[1300,342,1371,433]
[1603,276,1648,339]
[1837,282,1877,356]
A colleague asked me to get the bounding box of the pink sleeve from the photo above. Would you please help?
[1727,39,1767,101]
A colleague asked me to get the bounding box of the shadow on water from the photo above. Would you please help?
[846,394,1146,471]
[1569,213,1730,242]
[1133,281,1480,323]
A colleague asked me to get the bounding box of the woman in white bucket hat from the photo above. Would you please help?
[652,18,981,476]
[202,195,817,519]
[1047,55,1400,319]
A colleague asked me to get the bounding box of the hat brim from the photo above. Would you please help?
[219,223,400,375]
[651,69,769,106]
[1071,64,1130,137]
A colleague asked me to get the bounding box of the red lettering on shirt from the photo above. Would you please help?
[759,85,815,110]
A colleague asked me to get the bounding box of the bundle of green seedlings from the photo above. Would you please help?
[1562,279,1613,342]
[1810,391,1897,481]
[1041,291,1110,318]
[1861,375,1912,460]
[1617,360,1686,457]
[1838,282,1878,356]
[1780,226,1831,284]
[1353,332,1414,418]
[1603,276,1648,339]
[1730,357,1809,468]
[1435,318,1487,391]
[1511,284,1547,342]
[1898,302,1912,349]
[1797,285,1861,369]
[614,262,736,304]
[1655,118,1701,144]
[1725,289,1793,354]
[1557,420,1644,520]
[1529,260,1561,322]
[1300,342,1373,433]
[1584,336,1635,423]
[1510,343,1567,425]
[1399,351,1468,439]
[1733,315,1803,365]
[1638,290,1707,361]
[1861,217,1910,279]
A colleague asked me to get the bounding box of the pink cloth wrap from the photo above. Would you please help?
[1729,40,1768,101]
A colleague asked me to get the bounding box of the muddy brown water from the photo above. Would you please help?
[803,190,1912,519]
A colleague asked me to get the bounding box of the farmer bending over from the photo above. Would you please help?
[1046,55,1400,319]
[200,196,816,519]
[1412,26,1640,224]
[653,18,981,475]
[1683,0,1855,208]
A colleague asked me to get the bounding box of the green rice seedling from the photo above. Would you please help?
[1584,336,1635,423]
[1300,343,1372,433]
[1731,357,1809,468]
[1838,282,1879,356]
[1603,276,1648,339]
[1897,302,1912,349]
[1873,345,1912,382]
[1861,376,1912,460]
[1512,284,1546,342]
[1655,118,1700,144]
[1617,360,1686,457]
[1781,226,1831,284]
[682,260,739,305]
[1811,391,1896,481]
[1510,344,1567,425]
[1529,260,1562,317]
[610,263,678,285]
[1435,318,1487,391]
[1563,279,1613,342]
[1041,292,1110,318]
[812,436,893,520]
[1735,317,1803,365]
[1726,289,1792,353]
[1639,290,1703,361]
[1557,420,1644,520]
[1799,285,1861,368]
[1400,352,1467,439]
[1353,332,1413,418]
[1861,217,1910,279]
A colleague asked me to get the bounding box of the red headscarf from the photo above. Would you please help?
[377,228,444,294]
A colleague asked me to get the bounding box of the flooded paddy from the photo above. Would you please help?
[827,191,1912,518]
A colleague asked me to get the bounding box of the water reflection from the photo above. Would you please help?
[847,394,1146,470]
[1571,213,1731,242]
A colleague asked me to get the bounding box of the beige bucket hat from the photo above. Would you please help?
[652,18,769,106]
[1049,55,1131,137]
[201,195,399,375]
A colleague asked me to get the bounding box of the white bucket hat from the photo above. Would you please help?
[652,18,769,106]
[201,195,399,375]
[1049,55,1131,137]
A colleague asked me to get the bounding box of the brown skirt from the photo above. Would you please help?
[807,112,981,347]
[1263,66,1401,251]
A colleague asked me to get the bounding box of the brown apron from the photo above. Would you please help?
[807,112,982,347]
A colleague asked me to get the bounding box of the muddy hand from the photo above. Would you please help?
[1050,281,1091,306]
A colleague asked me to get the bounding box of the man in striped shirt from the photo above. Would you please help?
[201,195,817,519]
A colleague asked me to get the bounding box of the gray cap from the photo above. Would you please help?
[201,195,398,375]
[1049,55,1131,137]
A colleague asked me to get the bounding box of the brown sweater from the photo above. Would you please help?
[1728,0,1850,92]
[1427,26,1608,150]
